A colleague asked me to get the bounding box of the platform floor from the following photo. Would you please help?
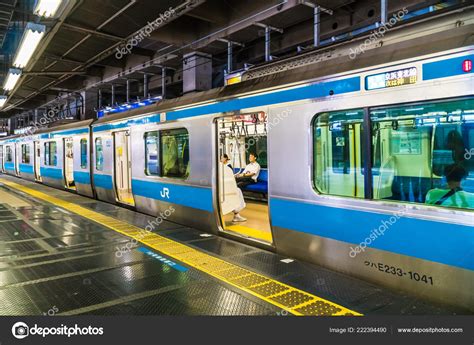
[0,174,469,316]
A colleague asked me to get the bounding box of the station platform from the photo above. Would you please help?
[0,174,468,316]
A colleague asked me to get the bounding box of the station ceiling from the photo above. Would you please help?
[0,0,446,118]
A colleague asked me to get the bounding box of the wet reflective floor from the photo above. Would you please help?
[0,175,469,316]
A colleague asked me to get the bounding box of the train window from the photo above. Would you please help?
[44,142,57,166]
[145,131,159,175]
[6,146,13,162]
[371,98,474,210]
[160,128,190,179]
[21,144,30,164]
[95,138,104,171]
[80,139,87,169]
[313,109,365,198]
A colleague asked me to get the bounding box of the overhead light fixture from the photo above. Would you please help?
[0,96,7,108]
[3,69,22,92]
[34,0,63,18]
[13,23,46,69]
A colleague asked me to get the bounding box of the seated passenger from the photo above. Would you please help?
[425,164,474,209]
[220,164,247,223]
[220,154,233,170]
[235,153,260,189]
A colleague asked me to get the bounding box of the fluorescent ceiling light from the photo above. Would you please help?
[0,96,7,108]
[13,23,46,68]
[3,69,22,92]
[34,0,63,18]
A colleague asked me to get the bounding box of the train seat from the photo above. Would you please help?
[390,176,433,203]
[233,168,268,196]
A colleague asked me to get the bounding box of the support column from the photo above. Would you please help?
[111,84,116,105]
[227,41,233,73]
[144,74,149,99]
[265,26,271,62]
[314,6,320,48]
[161,67,167,100]
[126,79,131,103]
[381,0,388,24]
[81,90,99,120]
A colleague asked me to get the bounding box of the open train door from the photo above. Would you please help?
[0,145,3,173]
[64,138,75,190]
[34,141,41,182]
[113,130,135,206]
[215,112,273,246]
[14,142,20,176]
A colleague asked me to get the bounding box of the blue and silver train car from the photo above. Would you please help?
[35,120,95,197]
[0,8,473,311]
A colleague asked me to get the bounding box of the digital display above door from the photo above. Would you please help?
[366,67,417,90]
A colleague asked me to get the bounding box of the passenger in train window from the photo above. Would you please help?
[425,164,474,209]
[446,130,467,166]
[221,154,233,170]
[235,153,260,189]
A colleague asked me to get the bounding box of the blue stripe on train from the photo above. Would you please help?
[167,77,361,121]
[4,162,15,171]
[423,54,474,81]
[19,164,34,175]
[74,171,91,185]
[131,179,213,212]
[270,197,474,271]
[93,174,114,190]
[40,167,63,180]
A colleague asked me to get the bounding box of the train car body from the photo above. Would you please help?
[1,8,473,311]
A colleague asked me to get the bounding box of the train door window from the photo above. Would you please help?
[313,109,365,198]
[95,138,104,171]
[216,113,272,245]
[44,142,57,166]
[64,138,75,190]
[370,98,474,210]
[113,131,134,206]
[34,141,41,181]
[160,128,189,179]
[145,131,159,175]
[80,139,88,169]
[21,144,30,164]
[6,146,13,162]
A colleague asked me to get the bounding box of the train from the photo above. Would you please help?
[1,7,473,312]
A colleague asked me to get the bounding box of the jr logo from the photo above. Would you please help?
[160,187,170,199]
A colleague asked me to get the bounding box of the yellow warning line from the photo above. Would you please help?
[0,178,362,316]
[225,224,273,243]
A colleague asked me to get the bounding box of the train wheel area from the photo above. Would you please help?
[0,174,467,316]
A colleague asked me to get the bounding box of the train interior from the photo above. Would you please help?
[114,130,135,206]
[314,98,474,208]
[64,138,75,190]
[217,113,272,244]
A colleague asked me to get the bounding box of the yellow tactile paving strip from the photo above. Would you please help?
[225,224,273,243]
[0,178,362,316]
